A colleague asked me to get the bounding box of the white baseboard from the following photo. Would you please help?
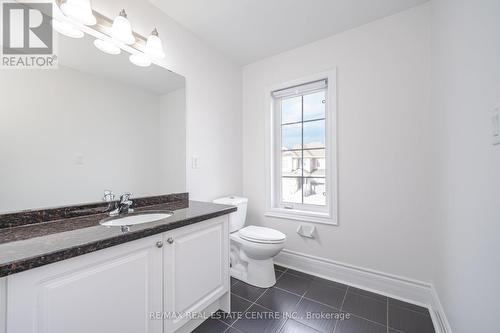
[275,249,451,333]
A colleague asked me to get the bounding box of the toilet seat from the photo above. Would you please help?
[239,226,286,244]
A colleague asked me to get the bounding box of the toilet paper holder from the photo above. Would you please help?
[297,224,316,238]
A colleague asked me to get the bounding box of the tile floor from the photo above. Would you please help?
[193,265,435,333]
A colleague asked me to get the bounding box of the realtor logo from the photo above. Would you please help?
[1,1,56,68]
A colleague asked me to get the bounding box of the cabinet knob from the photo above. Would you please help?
[167,237,174,244]
[156,241,163,248]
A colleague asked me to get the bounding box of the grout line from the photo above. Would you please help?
[388,301,432,317]
[387,297,389,333]
[347,313,388,329]
[273,285,303,297]
[229,284,279,329]
[333,286,349,333]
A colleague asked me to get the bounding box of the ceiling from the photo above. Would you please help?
[149,0,429,65]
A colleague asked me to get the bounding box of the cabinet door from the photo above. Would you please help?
[163,216,229,331]
[6,235,163,333]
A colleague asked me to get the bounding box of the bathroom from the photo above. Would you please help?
[0,0,498,332]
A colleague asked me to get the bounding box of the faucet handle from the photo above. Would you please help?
[103,190,115,202]
[120,192,132,203]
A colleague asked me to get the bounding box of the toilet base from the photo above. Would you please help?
[231,258,276,288]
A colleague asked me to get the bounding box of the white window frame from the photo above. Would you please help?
[265,69,338,225]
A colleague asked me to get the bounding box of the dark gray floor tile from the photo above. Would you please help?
[232,277,240,286]
[388,298,430,316]
[347,287,387,302]
[275,273,313,295]
[221,294,253,324]
[279,319,321,332]
[285,268,315,280]
[233,304,286,333]
[192,318,229,333]
[225,328,244,333]
[334,315,386,333]
[257,287,301,313]
[305,280,347,309]
[295,298,339,333]
[232,281,267,302]
[312,277,348,291]
[388,304,435,333]
[389,329,403,333]
[342,291,387,326]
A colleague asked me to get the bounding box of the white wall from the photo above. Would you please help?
[431,0,500,332]
[243,5,434,282]
[93,0,243,201]
[160,88,187,193]
[0,66,169,212]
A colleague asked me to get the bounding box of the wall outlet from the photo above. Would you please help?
[75,154,85,165]
[492,107,500,145]
[191,155,200,169]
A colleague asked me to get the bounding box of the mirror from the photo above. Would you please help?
[0,33,186,213]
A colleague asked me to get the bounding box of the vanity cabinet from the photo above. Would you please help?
[5,216,229,333]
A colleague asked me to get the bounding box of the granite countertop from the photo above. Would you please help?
[0,201,236,277]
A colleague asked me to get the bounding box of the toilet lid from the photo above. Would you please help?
[239,226,286,243]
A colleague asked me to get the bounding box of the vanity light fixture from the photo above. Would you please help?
[110,9,135,45]
[144,28,165,59]
[60,0,97,26]
[129,53,152,67]
[93,39,121,55]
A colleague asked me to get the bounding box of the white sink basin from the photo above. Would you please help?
[100,211,173,227]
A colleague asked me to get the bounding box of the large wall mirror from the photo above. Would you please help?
[0,33,186,213]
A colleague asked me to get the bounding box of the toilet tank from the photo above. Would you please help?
[213,196,248,233]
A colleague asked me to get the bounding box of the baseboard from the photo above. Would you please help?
[429,286,453,333]
[275,249,452,333]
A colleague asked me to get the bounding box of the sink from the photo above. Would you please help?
[100,211,173,227]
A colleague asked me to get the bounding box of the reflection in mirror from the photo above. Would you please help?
[0,34,186,213]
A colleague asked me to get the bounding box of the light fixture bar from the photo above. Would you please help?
[55,0,148,52]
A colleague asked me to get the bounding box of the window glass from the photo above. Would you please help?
[282,178,302,204]
[303,119,325,149]
[303,91,325,121]
[281,123,302,150]
[281,96,301,124]
[274,82,329,210]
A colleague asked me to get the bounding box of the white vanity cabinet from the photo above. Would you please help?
[4,215,230,333]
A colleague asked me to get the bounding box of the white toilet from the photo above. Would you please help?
[213,196,286,288]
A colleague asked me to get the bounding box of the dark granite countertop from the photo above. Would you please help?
[0,201,236,277]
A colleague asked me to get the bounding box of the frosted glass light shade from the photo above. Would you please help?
[52,19,84,38]
[129,54,151,67]
[111,10,135,45]
[60,0,96,26]
[94,39,121,55]
[145,28,165,59]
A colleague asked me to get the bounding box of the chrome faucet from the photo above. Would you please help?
[103,190,134,216]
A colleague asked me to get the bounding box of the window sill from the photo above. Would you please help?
[265,208,338,225]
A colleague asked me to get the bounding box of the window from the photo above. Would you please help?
[266,71,337,224]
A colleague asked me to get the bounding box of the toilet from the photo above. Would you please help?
[213,196,286,288]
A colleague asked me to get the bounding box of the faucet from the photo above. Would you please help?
[103,190,134,216]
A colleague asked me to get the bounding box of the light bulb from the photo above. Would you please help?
[129,54,151,67]
[94,39,121,55]
[110,9,135,45]
[145,28,165,59]
[60,0,96,26]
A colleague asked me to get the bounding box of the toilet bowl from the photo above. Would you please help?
[213,196,286,288]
